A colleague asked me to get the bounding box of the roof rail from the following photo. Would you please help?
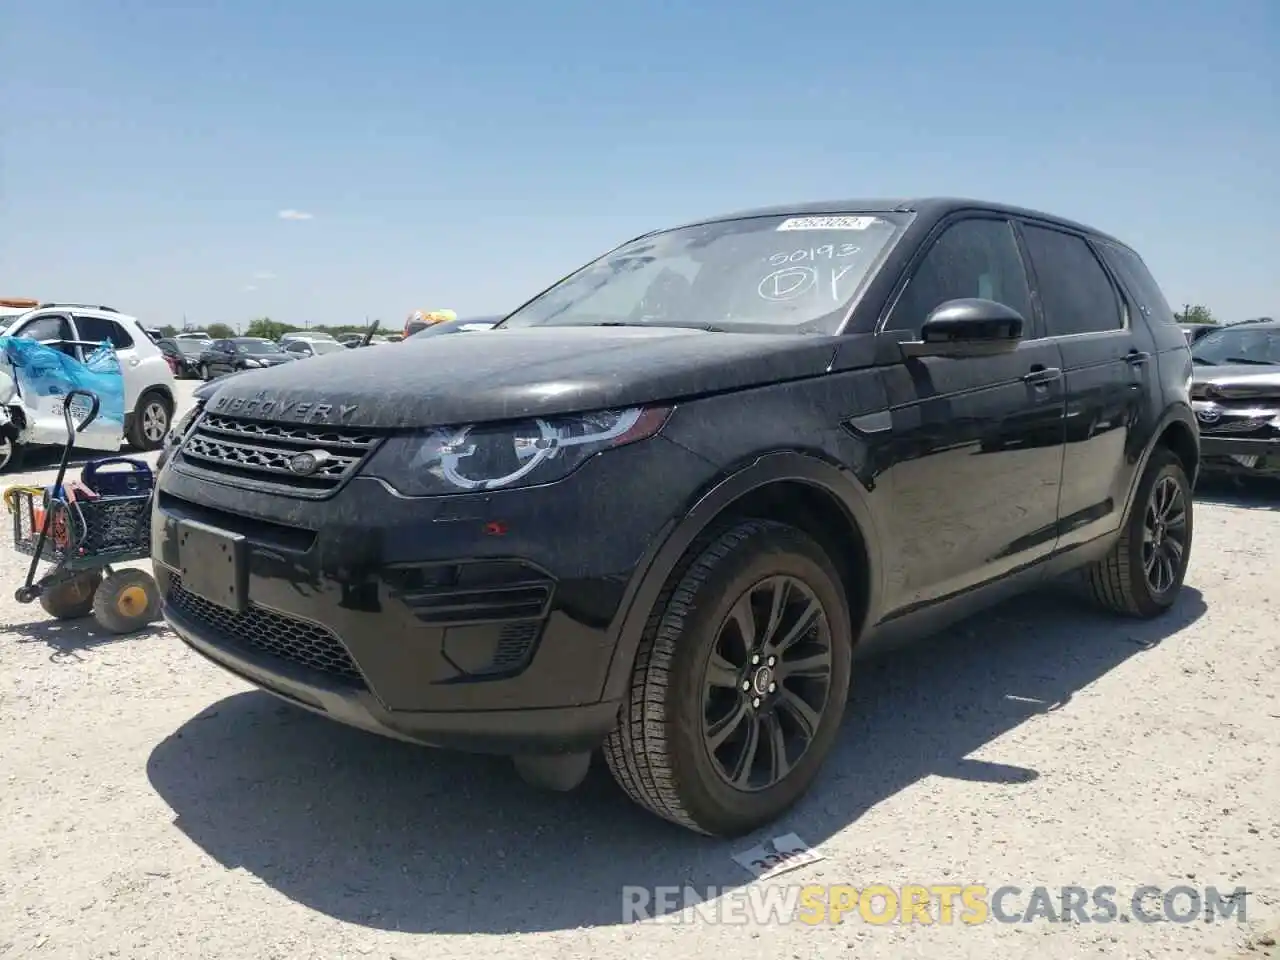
[1226,316,1275,326]
[37,302,119,313]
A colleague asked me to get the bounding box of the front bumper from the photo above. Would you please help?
[1198,436,1280,475]
[152,435,712,754]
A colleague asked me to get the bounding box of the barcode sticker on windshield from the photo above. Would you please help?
[777,216,878,231]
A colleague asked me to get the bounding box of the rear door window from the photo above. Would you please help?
[1020,224,1124,337]
[74,315,135,349]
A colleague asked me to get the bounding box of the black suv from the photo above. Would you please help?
[1189,318,1280,479]
[153,198,1198,837]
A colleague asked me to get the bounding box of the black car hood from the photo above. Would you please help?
[1192,364,1280,400]
[198,326,840,428]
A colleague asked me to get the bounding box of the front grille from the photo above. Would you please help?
[176,413,381,497]
[167,575,365,686]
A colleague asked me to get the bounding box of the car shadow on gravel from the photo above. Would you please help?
[145,582,1206,935]
[1195,475,1280,511]
[7,618,166,659]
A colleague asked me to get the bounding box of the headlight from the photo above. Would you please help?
[242,358,263,367]
[368,406,671,496]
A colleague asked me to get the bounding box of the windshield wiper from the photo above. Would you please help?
[1192,357,1215,364]
[1223,357,1276,365]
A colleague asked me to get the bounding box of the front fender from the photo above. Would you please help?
[597,450,884,703]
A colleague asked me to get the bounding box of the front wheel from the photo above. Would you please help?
[92,568,161,635]
[1087,447,1193,618]
[0,432,22,474]
[604,519,853,837]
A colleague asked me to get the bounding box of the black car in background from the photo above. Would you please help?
[196,337,296,379]
[1190,318,1280,478]
[155,197,1198,837]
[156,337,207,378]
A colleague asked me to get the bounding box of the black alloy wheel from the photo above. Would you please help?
[701,575,834,792]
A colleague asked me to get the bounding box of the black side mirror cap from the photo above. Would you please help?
[900,298,1025,359]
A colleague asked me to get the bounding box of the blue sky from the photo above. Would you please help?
[1,0,1275,330]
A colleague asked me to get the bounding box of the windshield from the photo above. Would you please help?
[175,339,206,355]
[499,213,907,334]
[311,340,345,354]
[1190,326,1280,366]
[235,338,283,355]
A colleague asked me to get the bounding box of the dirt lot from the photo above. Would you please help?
[1,392,1277,958]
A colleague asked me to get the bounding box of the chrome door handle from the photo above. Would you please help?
[1022,366,1062,385]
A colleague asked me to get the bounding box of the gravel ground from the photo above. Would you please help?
[1,388,1277,959]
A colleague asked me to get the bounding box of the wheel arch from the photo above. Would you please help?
[1123,405,1199,522]
[599,452,883,703]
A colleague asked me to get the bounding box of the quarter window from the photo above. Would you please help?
[1096,242,1177,326]
[887,218,1033,335]
[74,315,135,349]
[1020,225,1123,337]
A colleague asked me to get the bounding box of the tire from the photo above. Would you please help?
[39,572,104,620]
[127,390,172,451]
[0,433,22,474]
[1086,447,1193,618]
[200,364,211,381]
[92,568,161,634]
[603,519,853,837]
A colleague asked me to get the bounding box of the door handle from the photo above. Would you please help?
[1022,365,1062,385]
[1125,350,1150,366]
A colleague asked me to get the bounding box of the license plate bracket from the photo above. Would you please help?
[177,520,247,612]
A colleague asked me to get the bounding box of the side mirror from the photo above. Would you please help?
[900,298,1025,359]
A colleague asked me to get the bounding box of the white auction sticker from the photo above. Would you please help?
[777,216,878,231]
[731,832,825,880]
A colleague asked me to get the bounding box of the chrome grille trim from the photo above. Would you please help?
[175,412,382,498]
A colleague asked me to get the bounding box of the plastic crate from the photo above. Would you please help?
[8,488,152,564]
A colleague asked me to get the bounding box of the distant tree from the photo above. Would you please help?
[245,316,298,340]
[1173,304,1216,325]
[206,322,235,339]
[158,324,178,338]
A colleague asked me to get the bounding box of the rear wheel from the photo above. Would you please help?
[39,572,104,620]
[1087,448,1193,617]
[604,519,853,836]
[127,391,172,451]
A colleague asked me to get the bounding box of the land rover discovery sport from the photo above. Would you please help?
[154,198,1198,837]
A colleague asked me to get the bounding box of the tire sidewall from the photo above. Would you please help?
[132,392,172,450]
[1126,451,1193,612]
[665,525,853,832]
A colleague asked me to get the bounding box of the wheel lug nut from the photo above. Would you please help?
[742,681,751,692]
[751,654,760,665]
[768,682,776,693]
[767,656,776,667]
[752,697,761,708]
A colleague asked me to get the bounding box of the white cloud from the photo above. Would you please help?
[253,271,276,280]
[243,285,258,292]
[277,209,314,221]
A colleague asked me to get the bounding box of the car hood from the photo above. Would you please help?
[1192,364,1280,400]
[198,325,840,428]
